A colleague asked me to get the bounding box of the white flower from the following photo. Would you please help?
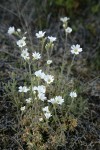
[34,70,54,84]
[17,28,21,32]
[32,85,46,101]
[39,118,43,121]
[71,44,82,55]
[32,86,38,91]
[8,26,15,35]
[36,31,45,38]
[21,48,30,60]
[70,91,77,98]
[42,106,49,113]
[55,96,64,105]
[38,93,47,101]
[65,27,72,33]
[21,106,25,111]
[33,91,36,94]
[32,85,46,94]
[37,85,46,94]
[47,60,52,65]
[32,52,41,60]
[42,106,52,119]
[60,17,70,23]
[34,70,45,78]
[34,70,42,77]
[24,32,27,35]
[17,38,26,48]
[48,36,56,42]
[18,86,29,93]
[44,74,54,84]
[48,96,64,105]
[25,98,31,103]
[44,112,52,119]
[22,36,26,40]
[48,98,55,104]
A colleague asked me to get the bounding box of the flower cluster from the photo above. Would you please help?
[35,31,56,43]
[25,98,32,103]
[60,16,70,30]
[8,18,81,123]
[32,85,46,101]
[42,106,52,119]
[60,17,82,55]
[60,16,72,33]
[34,70,54,84]
[48,96,64,105]
[8,26,21,35]
[16,34,42,61]
[6,16,86,150]
[35,31,57,51]
[18,86,29,93]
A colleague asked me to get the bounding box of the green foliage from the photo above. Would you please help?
[55,0,76,9]
[92,49,100,71]
[91,3,100,14]
[48,0,99,16]
[5,16,87,149]
[4,73,20,108]
[64,95,87,117]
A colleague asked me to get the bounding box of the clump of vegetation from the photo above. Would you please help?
[5,16,87,149]
[47,0,100,18]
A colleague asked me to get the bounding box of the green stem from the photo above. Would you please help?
[60,33,68,77]
[41,38,45,56]
[66,54,75,81]
[67,98,74,113]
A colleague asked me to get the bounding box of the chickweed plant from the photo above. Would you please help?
[6,17,87,150]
